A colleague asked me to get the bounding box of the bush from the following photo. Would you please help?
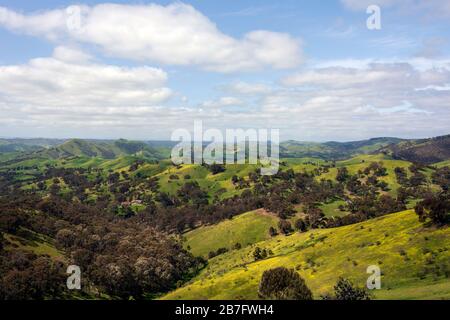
[332,277,370,300]
[258,267,313,300]
[278,220,293,235]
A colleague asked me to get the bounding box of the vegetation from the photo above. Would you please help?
[0,135,449,300]
[258,267,313,300]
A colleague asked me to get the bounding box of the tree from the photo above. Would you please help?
[258,267,313,300]
[332,277,370,300]
[278,220,293,235]
[336,167,350,183]
[294,219,307,232]
[253,247,263,261]
[268,227,278,237]
[415,192,450,226]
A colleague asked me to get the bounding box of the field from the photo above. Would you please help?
[164,210,450,300]
[184,209,279,257]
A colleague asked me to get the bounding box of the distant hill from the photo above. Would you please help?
[32,139,167,160]
[0,138,65,153]
[280,137,404,160]
[380,135,450,164]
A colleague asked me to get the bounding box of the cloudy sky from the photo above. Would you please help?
[0,0,449,141]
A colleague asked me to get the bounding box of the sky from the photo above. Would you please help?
[0,0,449,141]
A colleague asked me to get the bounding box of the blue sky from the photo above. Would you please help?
[0,0,449,140]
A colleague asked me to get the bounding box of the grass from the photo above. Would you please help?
[319,200,349,217]
[4,229,64,259]
[162,210,450,300]
[184,209,279,257]
[318,154,413,195]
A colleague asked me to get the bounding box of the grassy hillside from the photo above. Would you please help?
[163,210,450,300]
[381,135,450,164]
[184,209,279,257]
[3,229,64,260]
[318,154,413,195]
[33,139,166,161]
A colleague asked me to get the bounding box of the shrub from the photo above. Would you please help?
[332,277,370,300]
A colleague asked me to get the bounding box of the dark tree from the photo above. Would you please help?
[415,192,450,226]
[336,167,350,183]
[258,267,313,300]
[294,219,307,232]
[332,277,370,300]
[278,220,293,235]
[268,227,278,237]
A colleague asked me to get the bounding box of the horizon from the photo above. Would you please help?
[1,133,448,144]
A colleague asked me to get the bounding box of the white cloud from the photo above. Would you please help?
[226,81,272,95]
[200,97,242,109]
[0,47,172,128]
[0,3,303,73]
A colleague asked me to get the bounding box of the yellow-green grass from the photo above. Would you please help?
[157,164,259,200]
[162,210,449,300]
[319,200,349,217]
[184,209,279,257]
[434,160,450,168]
[4,230,64,259]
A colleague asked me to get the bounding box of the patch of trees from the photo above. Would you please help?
[415,192,450,226]
[0,194,204,300]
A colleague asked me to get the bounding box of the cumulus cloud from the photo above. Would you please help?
[225,81,272,95]
[0,3,303,73]
[0,47,172,128]
[256,60,450,140]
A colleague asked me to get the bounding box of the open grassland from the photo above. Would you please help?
[184,209,279,257]
[163,210,450,300]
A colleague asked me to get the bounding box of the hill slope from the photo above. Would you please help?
[184,209,279,257]
[280,137,404,160]
[33,139,166,160]
[164,210,450,300]
[381,135,450,164]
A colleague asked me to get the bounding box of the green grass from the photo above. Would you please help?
[318,154,413,195]
[434,160,450,168]
[157,164,259,200]
[184,209,279,257]
[319,200,349,217]
[4,229,64,259]
[163,210,450,300]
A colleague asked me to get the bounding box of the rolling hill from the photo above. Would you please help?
[280,137,404,160]
[164,210,450,300]
[31,139,167,161]
[381,135,450,164]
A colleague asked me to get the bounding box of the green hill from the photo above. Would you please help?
[33,139,166,160]
[381,135,450,164]
[184,209,279,257]
[280,137,404,160]
[163,210,450,300]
